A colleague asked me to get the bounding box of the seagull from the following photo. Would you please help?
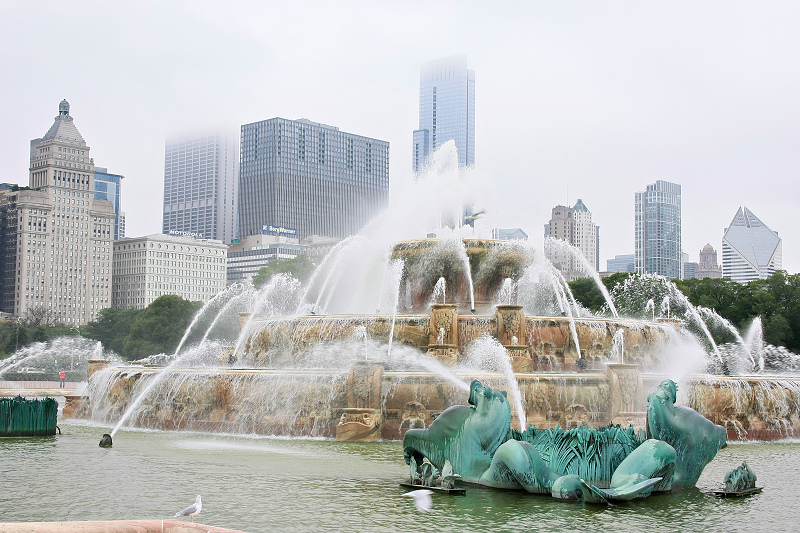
[174,495,202,522]
[402,489,433,513]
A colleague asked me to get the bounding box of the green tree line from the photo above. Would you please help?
[568,271,800,352]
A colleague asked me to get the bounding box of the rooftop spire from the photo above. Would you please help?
[59,99,70,116]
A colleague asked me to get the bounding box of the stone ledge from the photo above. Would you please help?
[0,519,246,533]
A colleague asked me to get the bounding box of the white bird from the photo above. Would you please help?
[402,489,433,513]
[174,494,202,522]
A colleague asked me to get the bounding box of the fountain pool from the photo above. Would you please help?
[0,421,797,531]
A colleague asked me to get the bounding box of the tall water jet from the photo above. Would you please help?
[744,317,765,372]
[461,336,526,431]
[431,277,447,305]
[544,237,619,318]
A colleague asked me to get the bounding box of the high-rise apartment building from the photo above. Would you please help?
[94,166,124,240]
[545,199,598,281]
[0,100,115,324]
[635,180,682,279]
[722,206,782,283]
[112,233,228,309]
[413,55,475,172]
[695,244,722,279]
[238,118,389,240]
[163,132,239,244]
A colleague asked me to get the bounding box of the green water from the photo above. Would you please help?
[0,422,797,532]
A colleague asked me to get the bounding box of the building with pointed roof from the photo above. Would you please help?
[0,100,115,324]
[544,199,599,281]
[722,206,782,283]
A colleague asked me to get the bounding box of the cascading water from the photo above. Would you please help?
[461,336,527,431]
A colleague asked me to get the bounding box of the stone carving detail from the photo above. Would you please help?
[400,402,428,429]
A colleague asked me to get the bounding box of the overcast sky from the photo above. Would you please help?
[2,1,798,273]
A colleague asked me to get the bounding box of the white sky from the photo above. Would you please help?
[2,1,798,273]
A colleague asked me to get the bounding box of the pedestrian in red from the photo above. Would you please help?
[59,370,66,388]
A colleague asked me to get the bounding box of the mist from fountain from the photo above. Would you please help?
[460,336,527,430]
[0,337,105,381]
[544,237,619,318]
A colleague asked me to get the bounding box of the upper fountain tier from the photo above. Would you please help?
[391,238,533,314]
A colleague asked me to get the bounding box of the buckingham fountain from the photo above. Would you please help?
[65,142,800,451]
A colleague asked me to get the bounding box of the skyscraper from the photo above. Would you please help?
[545,199,598,281]
[0,100,115,324]
[635,180,682,279]
[413,54,475,172]
[94,166,124,240]
[722,206,782,283]
[163,132,239,244]
[238,118,389,240]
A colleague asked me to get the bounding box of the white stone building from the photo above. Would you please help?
[112,233,228,309]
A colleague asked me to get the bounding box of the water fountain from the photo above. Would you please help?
[56,141,799,444]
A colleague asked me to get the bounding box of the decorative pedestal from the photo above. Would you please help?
[606,363,647,426]
[495,305,526,345]
[429,304,459,364]
[506,345,533,373]
[337,362,384,441]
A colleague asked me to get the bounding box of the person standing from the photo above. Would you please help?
[59,370,66,389]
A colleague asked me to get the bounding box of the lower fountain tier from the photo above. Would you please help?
[241,313,675,368]
[72,366,800,441]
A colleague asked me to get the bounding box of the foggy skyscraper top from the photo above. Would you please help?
[412,54,475,173]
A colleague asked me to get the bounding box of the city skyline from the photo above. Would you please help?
[1,3,798,273]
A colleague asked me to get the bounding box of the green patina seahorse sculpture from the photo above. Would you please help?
[402,378,726,503]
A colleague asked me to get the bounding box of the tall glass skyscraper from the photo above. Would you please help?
[94,166,124,240]
[238,118,389,240]
[635,180,682,278]
[413,54,475,172]
[163,132,239,244]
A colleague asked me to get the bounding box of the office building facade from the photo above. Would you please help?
[94,166,124,240]
[545,199,598,281]
[163,132,239,244]
[226,232,306,283]
[238,118,389,240]
[722,206,782,283]
[0,100,115,324]
[112,233,228,309]
[607,254,635,273]
[635,180,682,279]
[413,55,475,172]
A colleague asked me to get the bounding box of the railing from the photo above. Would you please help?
[0,381,81,390]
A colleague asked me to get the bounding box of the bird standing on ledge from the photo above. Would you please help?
[174,494,202,522]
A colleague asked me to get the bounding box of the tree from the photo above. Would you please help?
[252,255,317,288]
[122,295,203,359]
[83,307,141,356]
[568,272,632,314]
